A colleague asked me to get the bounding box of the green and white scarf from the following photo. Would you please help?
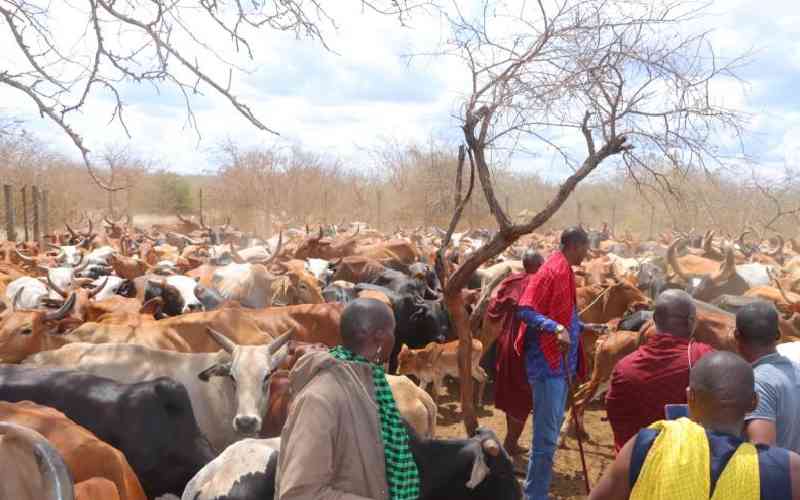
[330,346,421,500]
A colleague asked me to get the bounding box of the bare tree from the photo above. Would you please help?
[434,0,748,434]
[0,0,418,191]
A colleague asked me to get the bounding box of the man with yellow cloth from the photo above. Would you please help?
[590,351,800,500]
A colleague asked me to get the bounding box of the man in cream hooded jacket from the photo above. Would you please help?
[277,298,399,500]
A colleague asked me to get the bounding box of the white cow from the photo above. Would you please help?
[181,438,280,500]
[5,277,49,309]
[90,276,126,301]
[24,329,291,452]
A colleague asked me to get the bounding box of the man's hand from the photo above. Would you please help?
[555,324,571,353]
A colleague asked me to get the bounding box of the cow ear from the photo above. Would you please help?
[197,362,231,382]
[466,447,490,489]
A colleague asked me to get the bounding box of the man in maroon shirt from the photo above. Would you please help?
[605,289,714,451]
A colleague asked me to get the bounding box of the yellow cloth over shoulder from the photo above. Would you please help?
[630,417,760,500]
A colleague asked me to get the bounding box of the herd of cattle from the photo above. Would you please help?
[2,216,800,500]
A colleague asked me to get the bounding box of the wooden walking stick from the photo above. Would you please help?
[563,351,591,495]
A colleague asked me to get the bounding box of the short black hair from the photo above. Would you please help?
[690,351,754,411]
[340,298,395,351]
[560,226,589,248]
[736,300,779,346]
[522,249,544,269]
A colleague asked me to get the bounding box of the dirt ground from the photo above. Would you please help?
[434,379,615,500]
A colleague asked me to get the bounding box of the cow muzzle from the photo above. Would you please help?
[233,415,261,436]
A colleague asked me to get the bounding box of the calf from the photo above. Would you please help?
[397,339,488,407]
[0,365,215,498]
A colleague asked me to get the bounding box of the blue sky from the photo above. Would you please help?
[2,0,799,179]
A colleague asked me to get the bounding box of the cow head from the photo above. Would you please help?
[144,279,185,317]
[270,262,325,305]
[197,328,292,436]
[466,428,521,499]
[579,277,652,325]
[0,293,75,363]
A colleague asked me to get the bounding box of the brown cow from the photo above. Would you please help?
[329,256,388,283]
[0,401,146,500]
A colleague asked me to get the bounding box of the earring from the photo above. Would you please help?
[373,345,383,364]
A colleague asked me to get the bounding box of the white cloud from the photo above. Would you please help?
[3,0,800,179]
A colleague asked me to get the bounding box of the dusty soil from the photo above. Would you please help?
[434,379,615,500]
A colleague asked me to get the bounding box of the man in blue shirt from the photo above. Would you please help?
[736,301,800,453]
[515,227,591,500]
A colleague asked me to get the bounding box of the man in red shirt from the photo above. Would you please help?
[605,289,714,451]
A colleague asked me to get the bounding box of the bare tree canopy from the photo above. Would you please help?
[435,0,749,434]
[0,0,416,190]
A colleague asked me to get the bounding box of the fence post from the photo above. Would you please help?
[199,188,204,223]
[376,189,382,230]
[42,189,49,243]
[32,185,40,248]
[3,184,15,242]
[21,186,29,242]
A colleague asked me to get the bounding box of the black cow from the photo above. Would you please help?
[636,262,683,300]
[370,269,428,298]
[408,262,442,298]
[0,366,215,498]
[408,425,522,500]
[356,283,450,373]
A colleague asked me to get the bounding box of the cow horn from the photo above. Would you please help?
[224,217,231,231]
[267,329,293,356]
[482,438,501,457]
[200,217,209,230]
[83,218,93,237]
[710,247,736,283]
[88,276,109,299]
[43,293,76,321]
[667,239,691,280]
[73,253,89,273]
[11,287,24,311]
[206,327,237,354]
[15,249,36,263]
[318,226,323,240]
[0,422,75,500]
[65,223,77,237]
[46,275,68,299]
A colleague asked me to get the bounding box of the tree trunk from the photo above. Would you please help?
[444,288,478,434]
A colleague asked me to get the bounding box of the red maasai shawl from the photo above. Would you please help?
[488,272,534,421]
[605,333,714,451]
[513,251,578,372]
